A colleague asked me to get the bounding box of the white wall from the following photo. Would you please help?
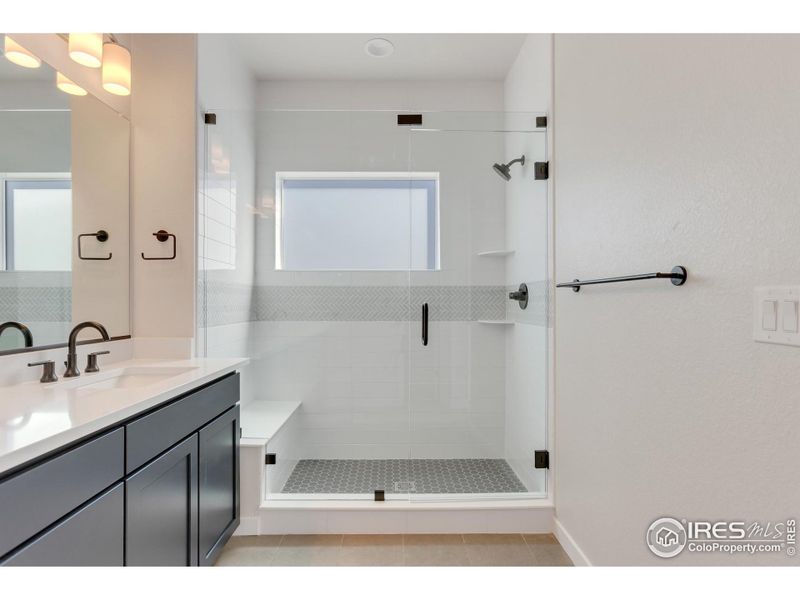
[130,34,197,343]
[554,34,800,565]
[0,108,70,172]
[0,79,67,111]
[502,34,552,493]
[257,79,503,112]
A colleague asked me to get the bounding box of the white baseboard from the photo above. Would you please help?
[553,517,592,566]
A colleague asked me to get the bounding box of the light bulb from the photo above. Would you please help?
[56,72,88,96]
[69,33,103,68]
[3,36,41,69]
[101,42,131,96]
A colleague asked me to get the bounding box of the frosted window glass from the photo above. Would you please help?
[5,181,72,271]
[277,175,439,271]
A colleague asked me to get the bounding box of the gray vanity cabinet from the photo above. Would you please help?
[1,483,124,566]
[125,434,199,566]
[0,427,124,562]
[0,372,240,567]
[198,405,240,566]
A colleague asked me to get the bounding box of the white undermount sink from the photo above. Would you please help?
[53,366,197,392]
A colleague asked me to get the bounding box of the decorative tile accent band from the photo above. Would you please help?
[254,285,507,322]
[198,282,510,326]
[0,286,71,322]
[198,280,253,327]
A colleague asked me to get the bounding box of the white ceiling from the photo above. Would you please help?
[231,34,527,81]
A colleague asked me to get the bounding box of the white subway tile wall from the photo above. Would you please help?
[197,105,547,493]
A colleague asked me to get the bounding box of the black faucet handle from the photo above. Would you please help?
[508,283,529,310]
[85,350,110,374]
[28,360,58,383]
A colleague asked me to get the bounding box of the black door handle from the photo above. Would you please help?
[421,303,428,346]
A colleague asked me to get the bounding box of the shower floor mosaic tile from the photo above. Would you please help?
[281,459,528,494]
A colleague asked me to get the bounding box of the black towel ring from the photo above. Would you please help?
[141,230,177,260]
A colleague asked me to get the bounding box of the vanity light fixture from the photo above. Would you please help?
[56,71,88,96]
[3,36,41,68]
[101,42,131,96]
[68,33,103,68]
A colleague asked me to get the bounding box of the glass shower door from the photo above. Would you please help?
[407,112,549,500]
[253,110,415,501]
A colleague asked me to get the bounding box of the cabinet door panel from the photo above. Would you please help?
[126,374,239,473]
[1,483,124,566]
[125,435,198,566]
[0,428,124,557]
[198,405,240,566]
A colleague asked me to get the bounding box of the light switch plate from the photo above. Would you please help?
[754,286,800,346]
[783,300,798,333]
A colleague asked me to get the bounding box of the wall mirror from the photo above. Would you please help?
[0,41,130,354]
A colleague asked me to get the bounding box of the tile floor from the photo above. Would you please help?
[281,459,528,494]
[215,533,572,566]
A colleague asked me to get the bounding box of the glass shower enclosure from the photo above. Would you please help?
[197,109,549,503]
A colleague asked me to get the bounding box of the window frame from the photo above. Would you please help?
[274,171,441,272]
[0,173,72,271]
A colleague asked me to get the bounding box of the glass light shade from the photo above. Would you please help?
[3,36,41,68]
[68,33,103,68]
[56,72,87,96]
[101,43,131,96]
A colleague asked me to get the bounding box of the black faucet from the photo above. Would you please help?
[64,321,110,378]
[0,321,34,348]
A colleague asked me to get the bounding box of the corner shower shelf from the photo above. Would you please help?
[477,320,516,325]
[476,250,515,257]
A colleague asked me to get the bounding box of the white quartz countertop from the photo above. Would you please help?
[0,357,247,476]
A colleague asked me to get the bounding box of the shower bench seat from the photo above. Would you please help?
[238,400,302,535]
[240,400,302,444]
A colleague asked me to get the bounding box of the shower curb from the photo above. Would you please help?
[240,499,554,535]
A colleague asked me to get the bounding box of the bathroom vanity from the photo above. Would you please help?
[0,359,244,566]
[0,37,246,566]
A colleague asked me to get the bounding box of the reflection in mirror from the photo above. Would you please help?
[0,41,130,353]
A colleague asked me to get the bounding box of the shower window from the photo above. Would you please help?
[275,172,439,271]
[1,177,72,271]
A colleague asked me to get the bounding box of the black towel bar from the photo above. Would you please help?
[557,266,687,292]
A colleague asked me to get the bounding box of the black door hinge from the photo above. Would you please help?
[239,427,243,439]
[536,116,547,128]
[204,112,217,125]
[534,450,550,469]
[265,453,276,465]
[397,114,422,126]
[534,162,549,180]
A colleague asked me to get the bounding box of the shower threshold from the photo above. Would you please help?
[281,458,528,495]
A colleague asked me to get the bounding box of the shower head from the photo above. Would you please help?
[492,155,525,181]
[493,163,512,181]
